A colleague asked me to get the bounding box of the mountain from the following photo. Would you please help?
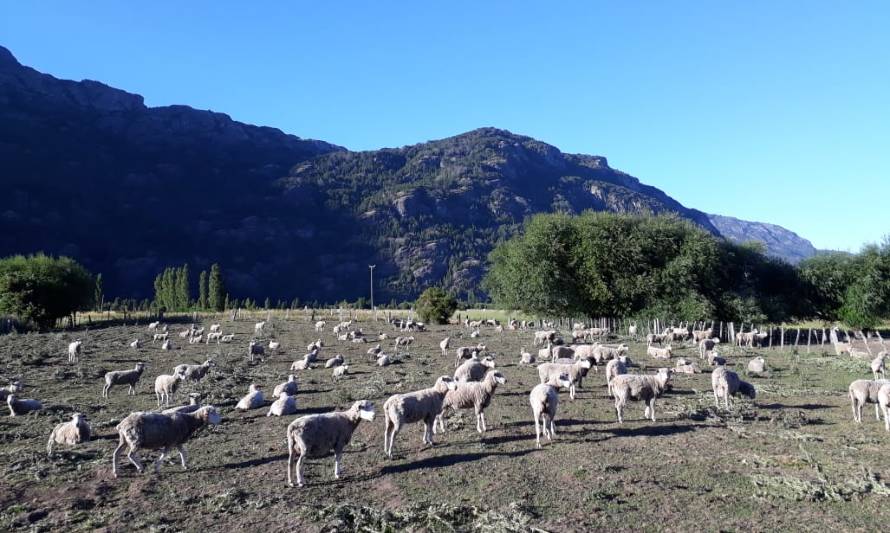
[707,214,817,264]
[0,46,815,302]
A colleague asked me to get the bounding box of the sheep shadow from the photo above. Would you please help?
[222,453,288,469]
[604,424,696,438]
[379,449,536,475]
[758,402,833,411]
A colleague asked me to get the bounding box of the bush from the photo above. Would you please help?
[416,287,457,324]
[0,254,95,329]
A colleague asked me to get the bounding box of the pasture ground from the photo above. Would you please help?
[1,314,889,531]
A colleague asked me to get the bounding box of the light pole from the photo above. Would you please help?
[369,265,376,320]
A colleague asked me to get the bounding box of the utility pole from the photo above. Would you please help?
[369,265,376,321]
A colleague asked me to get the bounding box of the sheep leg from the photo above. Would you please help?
[295,453,305,487]
[388,423,401,458]
[127,449,144,473]
[177,446,188,469]
[102,384,109,398]
[714,389,720,408]
[548,414,555,439]
[876,403,881,421]
[112,439,125,477]
[884,406,890,432]
[155,447,169,474]
[614,398,624,424]
[569,385,576,401]
[156,392,161,407]
[333,452,342,479]
[851,398,859,423]
[648,399,657,422]
[534,412,542,448]
[481,412,487,432]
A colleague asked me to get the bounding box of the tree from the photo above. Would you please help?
[416,287,458,324]
[94,273,104,311]
[264,297,271,310]
[176,264,191,310]
[0,254,94,329]
[197,270,208,310]
[208,263,225,311]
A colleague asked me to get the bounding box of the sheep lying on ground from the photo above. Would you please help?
[747,356,766,375]
[325,354,345,368]
[611,369,672,423]
[674,358,701,374]
[872,353,887,380]
[530,373,572,448]
[47,413,91,456]
[605,356,628,397]
[68,340,82,363]
[173,359,215,383]
[377,354,391,367]
[286,400,375,487]
[273,375,299,397]
[130,339,141,349]
[112,406,221,477]
[7,394,42,416]
[454,356,496,382]
[162,393,203,414]
[519,347,535,365]
[435,371,506,434]
[154,371,184,406]
[647,345,672,359]
[848,379,890,423]
[383,376,457,458]
[711,366,756,409]
[538,359,592,400]
[236,384,265,410]
[103,363,146,398]
[267,392,298,417]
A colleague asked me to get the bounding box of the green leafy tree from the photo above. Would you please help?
[0,254,94,329]
[197,270,208,310]
[94,273,104,311]
[416,287,458,324]
[208,264,226,311]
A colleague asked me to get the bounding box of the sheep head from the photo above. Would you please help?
[353,400,375,421]
[435,376,457,393]
[738,381,757,399]
[197,406,222,425]
[481,357,496,368]
[489,371,507,385]
[556,373,572,388]
[578,359,592,370]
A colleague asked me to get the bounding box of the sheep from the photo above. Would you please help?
[268,340,281,353]
[173,359,215,383]
[376,354,391,367]
[162,393,203,415]
[440,337,450,357]
[435,371,506,434]
[179,328,192,339]
[699,337,720,359]
[267,392,298,417]
[366,344,382,359]
[674,361,701,374]
[248,340,265,362]
[753,332,769,347]
[383,376,458,458]
[538,359,591,400]
[470,330,481,339]
[286,400,375,487]
[378,332,388,341]
[153,332,169,343]
[530,373,573,448]
[611,368,673,423]
[254,321,266,334]
[206,331,222,344]
[692,328,713,343]
[708,350,727,367]
[519,347,535,365]
[647,333,668,346]
[314,320,326,332]
[103,363,146,398]
[647,345,673,359]
[188,334,204,345]
[593,344,628,363]
[455,346,478,367]
[47,412,91,456]
[747,356,766,375]
[68,340,82,363]
[307,339,323,352]
[834,342,852,356]
[332,365,349,380]
[220,334,235,343]
[7,394,43,416]
[454,356,496,382]
[736,330,758,347]
[130,339,141,349]
[148,321,161,330]
[394,336,415,348]
[273,375,299,397]
[628,323,638,339]
[534,330,557,346]
[551,345,575,360]
[711,366,756,409]
[872,353,887,380]
[325,354,345,369]
[236,384,265,410]
[0,380,22,402]
[111,406,221,478]
[291,354,313,371]
[879,384,890,432]
[848,379,890,423]
[605,356,628,397]
[208,323,221,333]
[154,371,184,406]
[161,340,173,351]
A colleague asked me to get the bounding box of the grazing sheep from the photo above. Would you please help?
[376,354,391,367]
[129,339,141,349]
[154,371,184,406]
[454,356,496,382]
[367,344,382,359]
[68,340,82,363]
[593,344,628,364]
[236,384,265,410]
[519,347,535,365]
[254,321,266,334]
[551,345,576,360]
[699,338,720,359]
[872,353,887,380]
[173,359,215,383]
[267,392,298,417]
[879,384,890,432]
[179,329,192,339]
[103,363,146,398]
[314,320,326,332]
[325,354,345,369]
[383,376,458,458]
[162,393,203,415]
[7,394,43,416]
[273,375,299,397]
[153,333,169,343]
[440,337,450,357]
[161,340,173,351]
[647,345,673,359]
[611,369,672,423]
[848,379,890,423]
[674,358,701,374]
[538,359,592,400]
[248,341,265,362]
[530,373,572,448]
[286,400,375,487]
[188,334,204,345]
[605,356,629,397]
[221,334,235,343]
[47,412,91,456]
[747,356,766,375]
[111,406,221,477]
[435,371,507,434]
[394,336,415,348]
[646,333,668,346]
[711,366,756,409]
[291,354,313,371]
[537,345,553,362]
[332,365,349,380]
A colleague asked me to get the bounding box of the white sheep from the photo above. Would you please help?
[454,356,496,382]
[267,392,298,417]
[286,400,375,487]
[314,320,326,332]
[439,337,450,357]
[331,365,349,380]
[254,321,266,334]
[377,354,391,367]
[291,354,313,371]
[209,324,221,333]
[366,344,382,359]
[647,345,672,359]
[325,354,345,368]
[7,394,42,416]
[872,353,887,380]
[627,323,638,338]
[154,371,184,406]
[269,340,281,353]
[68,340,82,363]
[162,393,203,415]
[205,331,222,344]
[103,363,146,398]
[435,370,506,434]
[646,332,668,346]
[161,339,173,351]
[188,334,204,345]
[699,338,720,359]
[519,347,535,365]
[605,356,628,397]
[711,366,756,409]
[153,333,169,343]
[878,384,890,432]
[111,405,221,477]
[747,356,766,375]
[129,339,141,349]
[221,334,235,343]
[0,380,22,402]
[383,376,458,458]
[173,359,215,384]
[47,412,91,456]
[530,373,572,448]
[148,321,161,330]
[537,359,591,400]
[848,379,890,423]
[273,375,299,397]
[236,384,265,410]
[611,369,672,423]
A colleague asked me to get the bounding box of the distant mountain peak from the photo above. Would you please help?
[707,213,817,263]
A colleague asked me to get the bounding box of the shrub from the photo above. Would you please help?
[416,287,457,324]
[0,254,94,329]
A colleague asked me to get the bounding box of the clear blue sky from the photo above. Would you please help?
[3,2,888,251]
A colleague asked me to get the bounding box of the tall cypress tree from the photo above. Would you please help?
[177,264,191,310]
[208,263,225,311]
[197,270,208,310]
[94,273,104,311]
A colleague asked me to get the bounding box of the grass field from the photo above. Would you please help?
[1,315,890,531]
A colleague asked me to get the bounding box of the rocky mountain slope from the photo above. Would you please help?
[0,45,816,302]
[707,214,817,264]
